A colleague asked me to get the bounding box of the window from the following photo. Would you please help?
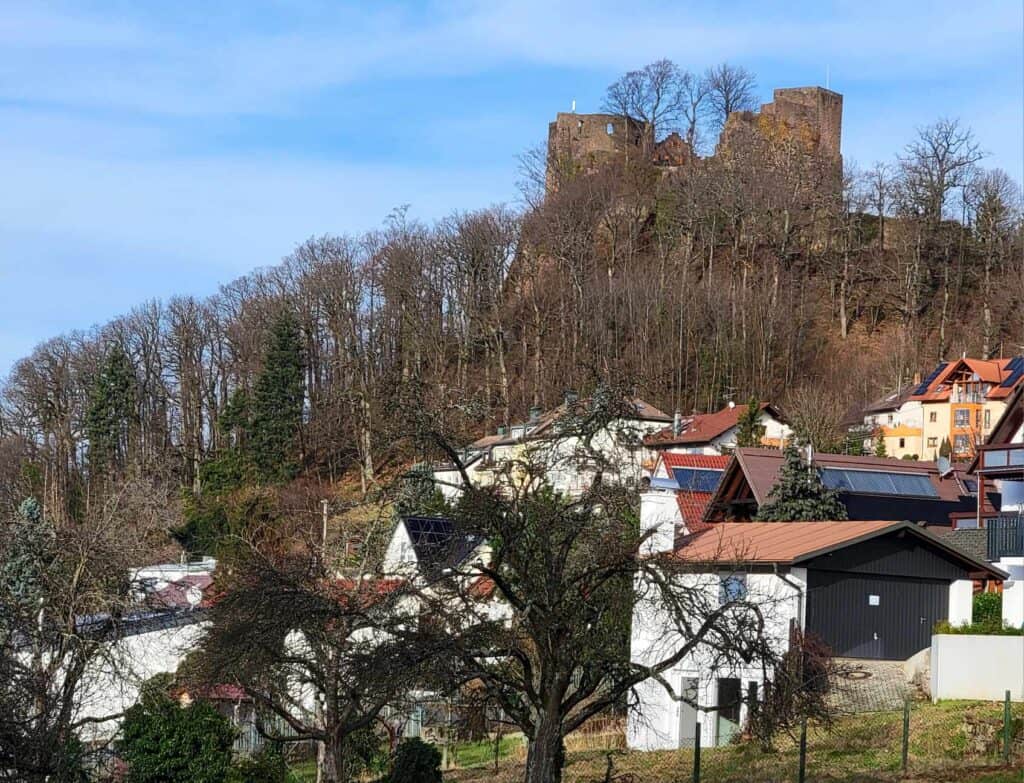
[719,573,747,605]
[984,409,991,430]
[954,409,970,428]
[927,437,938,448]
[887,414,894,424]
[953,434,970,454]
[820,468,938,497]
[899,438,906,448]
[606,122,615,135]
[672,468,723,493]
[929,411,938,423]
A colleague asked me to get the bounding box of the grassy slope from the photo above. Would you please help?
[442,701,1023,783]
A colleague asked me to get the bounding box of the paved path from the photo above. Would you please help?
[829,658,912,713]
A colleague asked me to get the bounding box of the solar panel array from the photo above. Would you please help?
[912,362,948,396]
[1000,356,1024,388]
[820,468,938,498]
[671,467,723,493]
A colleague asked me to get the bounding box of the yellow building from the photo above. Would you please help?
[905,357,1024,461]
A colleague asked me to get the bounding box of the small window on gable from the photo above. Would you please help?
[719,573,747,605]
[606,122,615,135]
[929,411,938,423]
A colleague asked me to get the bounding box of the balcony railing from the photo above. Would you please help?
[987,516,1024,560]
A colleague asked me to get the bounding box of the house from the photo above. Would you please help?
[75,560,217,742]
[628,520,1006,750]
[639,453,729,553]
[382,516,509,624]
[853,386,924,459]
[960,382,1024,627]
[704,448,983,527]
[643,402,790,456]
[432,393,672,500]
[903,356,1024,461]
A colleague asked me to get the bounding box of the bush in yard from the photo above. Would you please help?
[226,746,289,783]
[121,689,235,783]
[973,591,1002,628]
[389,738,442,783]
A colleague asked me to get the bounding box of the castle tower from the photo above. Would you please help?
[545,112,651,190]
[759,86,843,161]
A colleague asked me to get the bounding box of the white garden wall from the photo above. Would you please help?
[930,634,1024,702]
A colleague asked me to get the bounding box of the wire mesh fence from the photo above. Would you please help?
[442,695,1023,783]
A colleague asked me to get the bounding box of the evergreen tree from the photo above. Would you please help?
[873,434,887,458]
[755,444,848,521]
[734,397,766,448]
[250,312,305,483]
[938,437,952,459]
[84,346,136,475]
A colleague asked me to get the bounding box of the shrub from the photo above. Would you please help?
[121,690,235,783]
[389,738,442,783]
[973,591,1002,627]
[226,747,288,783]
[933,619,1024,636]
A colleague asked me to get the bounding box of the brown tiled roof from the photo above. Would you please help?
[645,403,780,448]
[725,448,966,505]
[670,520,1005,577]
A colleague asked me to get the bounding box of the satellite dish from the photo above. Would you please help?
[185,585,203,609]
[936,456,952,477]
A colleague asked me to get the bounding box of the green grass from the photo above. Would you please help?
[448,735,524,769]
[443,700,1023,783]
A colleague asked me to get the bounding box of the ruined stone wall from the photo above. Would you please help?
[758,86,843,160]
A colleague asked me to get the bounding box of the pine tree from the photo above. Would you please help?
[734,397,767,448]
[250,311,305,483]
[754,444,848,521]
[938,437,952,459]
[85,345,137,476]
[873,434,887,458]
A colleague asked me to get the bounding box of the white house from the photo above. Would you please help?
[432,393,673,500]
[967,381,1024,628]
[644,402,790,457]
[628,520,1003,750]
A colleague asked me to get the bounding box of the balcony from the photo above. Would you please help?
[977,443,1024,477]
[987,516,1024,560]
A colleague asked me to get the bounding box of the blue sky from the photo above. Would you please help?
[2,1,1022,378]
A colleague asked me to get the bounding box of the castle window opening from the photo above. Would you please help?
[606,122,615,135]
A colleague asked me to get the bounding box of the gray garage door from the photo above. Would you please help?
[806,570,949,660]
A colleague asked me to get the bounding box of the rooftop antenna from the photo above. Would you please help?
[826,65,830,90]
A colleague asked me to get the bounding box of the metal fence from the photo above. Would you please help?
[439,695,1023,783]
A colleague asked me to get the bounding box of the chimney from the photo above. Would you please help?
[912,371,922,386]
[673,410,683,436]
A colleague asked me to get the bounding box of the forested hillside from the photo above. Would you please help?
[1,61,1021,553]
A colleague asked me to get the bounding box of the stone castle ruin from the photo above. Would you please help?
[546,85,842,190]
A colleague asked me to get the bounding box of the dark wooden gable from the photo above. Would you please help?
[800,530,973,580]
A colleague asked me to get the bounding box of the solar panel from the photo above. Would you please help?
[1000,356,1024,388]
[913,362,948,396]
[672,468,722,493]
[820,468,938,498]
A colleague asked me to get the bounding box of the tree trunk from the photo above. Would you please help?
[525,716,565,783]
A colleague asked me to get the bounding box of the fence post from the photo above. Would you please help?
[798,718,808,783]
[902,698,911,773]
[692,721,701,783]
[1004,689,1012,764]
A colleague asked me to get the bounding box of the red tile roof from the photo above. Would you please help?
[910,357,1022,402]
[656,454,731,532]
[645,403,779,448]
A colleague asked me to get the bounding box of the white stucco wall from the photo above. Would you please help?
[931,634,1024,701]
[948,579,974,626]
[639,491,682,555]
[628,569,804,750]
[76,619,207,742]
[997,557,1024,628]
